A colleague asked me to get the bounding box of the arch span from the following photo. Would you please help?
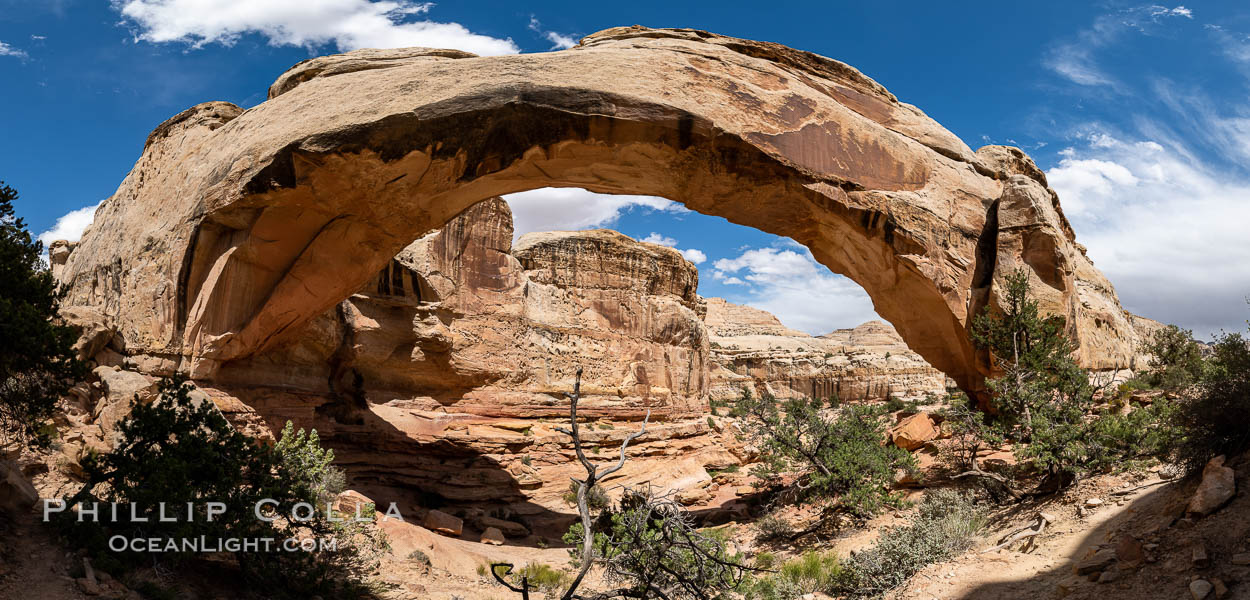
[59,27,1150,396]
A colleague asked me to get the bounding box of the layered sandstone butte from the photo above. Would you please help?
[54,26,1155,399]
[705,298,948,402]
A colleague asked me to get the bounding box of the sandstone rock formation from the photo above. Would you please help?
[213,197,708,421]
[55,26,1154,400]
[706,298,948,401]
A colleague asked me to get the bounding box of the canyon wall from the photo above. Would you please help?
[705,298,949,402]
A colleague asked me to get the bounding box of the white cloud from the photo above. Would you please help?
[712,246,878,335]
[641,232,676,247]
[1151,5,1192,19]
[1044,5,1195,89]
[503,188,687,240]
[679,248,706,264]
[113,0,519,55]
[37,201,101,246]
[0,41,27,58]
[638,232,705,264]
[527,16,576,50]
[1049,132,1250,338]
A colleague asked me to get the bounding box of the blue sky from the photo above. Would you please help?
[2,1,1248,338]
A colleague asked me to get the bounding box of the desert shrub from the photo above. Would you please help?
[496,563,572,596]
[1141,325,1207,392]
[884,396,905,412]
[563,480,610,510]
[563,488,748,599]
[0,181,83,448]
[936,393,1002,472]
[64,377,387,599]
[1165,328,1250,473]
[753,512,794,543]
[734,389,914,517]
[742,551,845,600]
[1084,399,1178,472]
[833,489,985,598]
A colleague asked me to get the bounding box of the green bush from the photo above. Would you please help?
[743,551,845,600]
[734,389,914,517]
[1140,325,1207,392]
[64,377,387,599]
[563,480,610,510]
[504,563,572,596]
[753,512,794,543]
[1166,328,1250,473]
[833,489,985,598]
[0,181,83,448]
[563,489,747,599]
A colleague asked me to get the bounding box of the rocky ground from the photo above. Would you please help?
[6,382,1246,600]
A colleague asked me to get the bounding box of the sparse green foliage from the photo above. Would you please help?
[1141,325,1206,392]
[65,377,387,599]
[937,393,1003,472]
[1166,328,1250,473]
[0,181,83,448]
[564,480,610,511]
[562,488,748,600]
[753,512,794,543]
[742,551,845,600]
[506,563,572,596]
[734,389,913,517]
[832,489,985,598]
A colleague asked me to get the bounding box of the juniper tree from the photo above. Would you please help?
[0,181,82,448]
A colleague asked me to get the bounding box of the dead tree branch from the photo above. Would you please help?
[554,366,651,600]
[981,512,1053,554]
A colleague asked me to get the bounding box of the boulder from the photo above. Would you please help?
[889,413,939,451]
[1190,579,1213,600]
[1187,455,1235,517]
[0,458,38,515]
[334,490,375,517]
[421,510,463,537]
[1073,548,1117,575]
[92,367,157,440]
[480,527,505,546]
[1113,535,1145,567]
[475,515,529,538]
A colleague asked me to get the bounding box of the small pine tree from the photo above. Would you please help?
[734,389,913,517]
[0,181,82,448]
[1141,324,1206,392]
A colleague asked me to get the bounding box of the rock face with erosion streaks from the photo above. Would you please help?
[706,298,948,401]
[145,198,730,517]
[56,26,1154,400]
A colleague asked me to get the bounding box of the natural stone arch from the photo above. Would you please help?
[58,26,1151,397]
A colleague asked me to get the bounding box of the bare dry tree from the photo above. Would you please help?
[490,366,650,600]
[490,368,757,600]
